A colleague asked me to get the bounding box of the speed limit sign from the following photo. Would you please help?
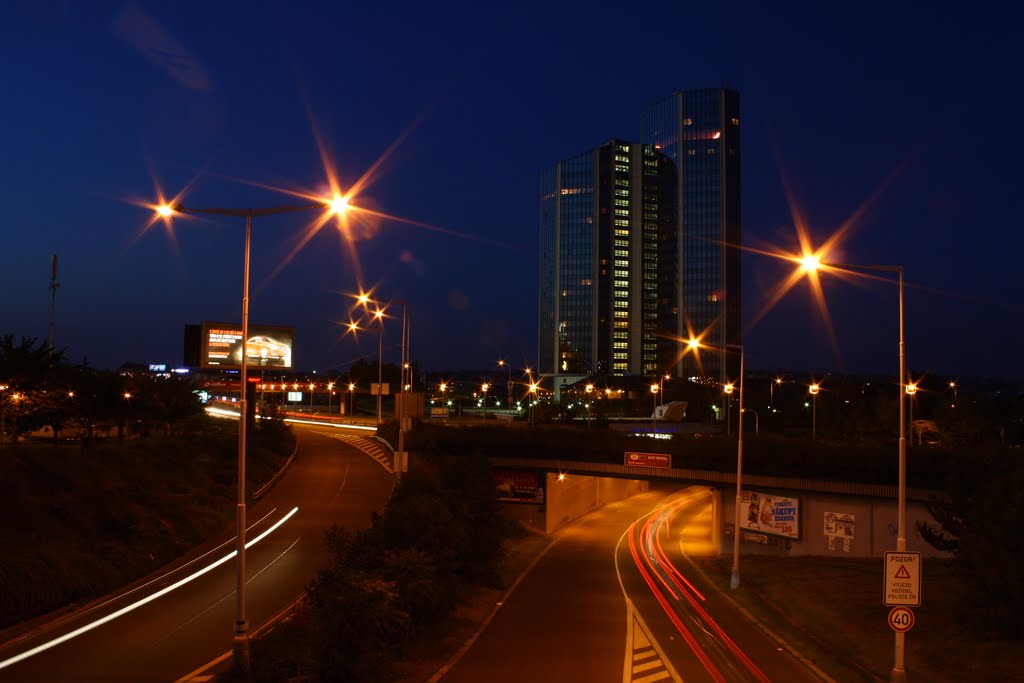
[888,606,915,632]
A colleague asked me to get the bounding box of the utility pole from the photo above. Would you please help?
[49,255,60,355]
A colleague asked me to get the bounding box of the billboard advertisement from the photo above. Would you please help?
[200,322,295,369]
[738,490,800,540]
[495,469,545,504]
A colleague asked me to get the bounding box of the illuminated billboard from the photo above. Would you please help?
[738,490,800,540]
[198,322,295,369]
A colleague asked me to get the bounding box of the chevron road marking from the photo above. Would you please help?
[625,604,682,683]
[314,430,394,473]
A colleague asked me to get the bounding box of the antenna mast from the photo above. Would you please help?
[49,255,60,354]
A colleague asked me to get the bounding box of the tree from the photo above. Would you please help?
[0,335,67,444]
[918,450,1024,639]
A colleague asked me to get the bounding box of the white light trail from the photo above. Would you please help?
[0,507,299,671]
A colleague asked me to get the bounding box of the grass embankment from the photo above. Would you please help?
[697,556,1023,683]
[0,415,294,631]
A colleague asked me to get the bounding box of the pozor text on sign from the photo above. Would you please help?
[884,551,922,607]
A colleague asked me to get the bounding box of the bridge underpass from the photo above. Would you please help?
[441,455,949,558]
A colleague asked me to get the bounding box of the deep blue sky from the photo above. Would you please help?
[2,2,1021,380]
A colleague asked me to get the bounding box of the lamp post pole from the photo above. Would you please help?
[809,383,820,441]
[156,201,337,671]
[728,345,744,589]
[802,260,908,681]
[651,384,658,430]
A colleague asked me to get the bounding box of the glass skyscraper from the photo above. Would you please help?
[538,140,672,397]
[539,88,740,397]
[642,88,741,384]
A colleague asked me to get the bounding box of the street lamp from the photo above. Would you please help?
[686,338,745,589]
[658,374,671,407]
[771,377,783,406]
[154,198,344,670]
[906,381,918,446]
[528,382,539,428]
[650,383,659,429]
[809,382,821,441]
[498,359,513,414]
[348,382,356,417]
[798,258,908,682]
[585,383,594,428]
[723,382,735,435]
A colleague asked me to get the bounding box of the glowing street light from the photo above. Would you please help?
[152,197,346,670]
[797,257,910,682]
[771,377,783,406]
[528,382,539,428]
[650,383,659,429]
[906,381,918,445]
[498,359,513,414]
[808,382,821,441]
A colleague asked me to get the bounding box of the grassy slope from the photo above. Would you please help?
[698,556,1022,683]
[0,415,292,631]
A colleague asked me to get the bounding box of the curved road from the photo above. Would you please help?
[0,424,395,682]
[441,485,824,683]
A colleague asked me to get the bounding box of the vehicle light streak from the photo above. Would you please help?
[628,509,728,682]
[205,406,376,432]
[627,491,771,682]
[0,507,299,671]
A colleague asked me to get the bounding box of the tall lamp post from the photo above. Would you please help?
[809,382,821,441]
[658,374,671,407]
[770,377,783,406]
[800,258,908,682]
[686,338,745,589]
[906,381,918,446]
[723,382,735,435]
[155,198,345,671]
[650,383,659,429]
[585,383,594,428]
[498,359,512,415]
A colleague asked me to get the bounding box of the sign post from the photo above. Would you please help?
[884,551,921,683]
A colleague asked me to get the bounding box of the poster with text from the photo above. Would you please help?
[739,490,800,540]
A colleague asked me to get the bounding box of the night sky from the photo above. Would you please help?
[3,2,1021,380]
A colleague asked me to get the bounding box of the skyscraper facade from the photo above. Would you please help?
[642,88,741,383]
[538,140,672,397]
[538,88,740,397]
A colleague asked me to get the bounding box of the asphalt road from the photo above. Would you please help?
[0,425,395,682]
[441,485,825,683]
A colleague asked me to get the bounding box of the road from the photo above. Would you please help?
[0,424,395,682]
[441,485,824,683]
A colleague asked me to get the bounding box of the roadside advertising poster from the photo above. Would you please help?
[739,490,800,540]
[201,322,295,369]
[494,469,545,504]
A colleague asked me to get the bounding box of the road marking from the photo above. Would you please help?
[315,431,393,472]
[623,604,681,683]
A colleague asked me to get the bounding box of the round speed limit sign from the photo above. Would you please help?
[888,606,915,632]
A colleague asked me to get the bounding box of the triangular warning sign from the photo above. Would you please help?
[894,564,911,579]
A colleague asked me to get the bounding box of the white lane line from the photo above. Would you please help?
[0,507,300,672]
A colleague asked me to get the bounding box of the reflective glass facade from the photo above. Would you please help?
[539,141,670,386]
[642,88,741,382]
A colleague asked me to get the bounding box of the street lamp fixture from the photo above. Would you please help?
[153,197,345,670]
[808,382,821,441]
[650,383,659,429]
[798,258,909,681]
[686,338,745,589]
